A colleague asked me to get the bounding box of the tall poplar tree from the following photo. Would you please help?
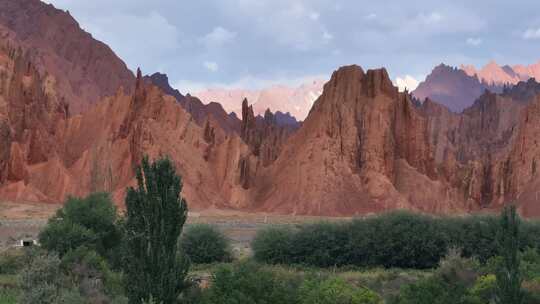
[495,204,523,304]
[123,156,189,304]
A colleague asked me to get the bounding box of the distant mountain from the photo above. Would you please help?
[193,79,325,120]
[413,64,503,112]
[461,60,540,85]
[414,61,540,112]
[144,72,240,134]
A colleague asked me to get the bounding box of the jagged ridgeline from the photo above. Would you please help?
[2,0,540,217]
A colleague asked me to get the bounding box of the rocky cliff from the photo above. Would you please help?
[0,0,135,114]
[2,51,540,216]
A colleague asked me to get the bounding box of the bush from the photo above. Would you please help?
[0,288,18,304]
[0,250,24,275]
[468,274,496,303]
[201,261,301,304]
[251,211,540,270]
[291,222,349,267]
[61,246,124,301]
[252,226,294,264]
[180,224,231,264]
[19,252,62,304]
[396,276,468,304]
[366,212,448,269]
[441,215,500,263]
[39,193,122,266]
[299,277,382,304]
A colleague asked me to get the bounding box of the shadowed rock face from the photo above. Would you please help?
[144,72,242,134]
[413,64,503,113]
[0,0,135,114]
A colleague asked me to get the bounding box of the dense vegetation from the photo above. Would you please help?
[180,224,231,264]
[0,157,539,303]
[252,211,540,269]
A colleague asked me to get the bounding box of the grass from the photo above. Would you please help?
[0,288,17,304]
[189,259,433,301]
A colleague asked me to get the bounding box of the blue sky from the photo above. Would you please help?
[44,0,540,93]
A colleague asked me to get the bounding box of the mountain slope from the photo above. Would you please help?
[413,64,503,112]
[0,0,135,114]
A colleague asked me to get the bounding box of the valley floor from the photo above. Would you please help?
[0,200,349,252]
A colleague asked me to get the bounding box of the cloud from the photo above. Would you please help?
[466,37,482,46]
[203,61,219,72]
[309,12,320,21]
[66,10,181,72]
[200,26,237,48]
[395,75,420,92]
[416,12,443,25]
[523,28,540,40]
[364,13,377,20]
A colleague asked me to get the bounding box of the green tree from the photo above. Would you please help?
[38,192,122,265]
[123,156,189,304]
[495,205,524,304]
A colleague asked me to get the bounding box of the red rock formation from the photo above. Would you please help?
[144,72,241,134]
[2,55,540,217]
[0,0,135,114]
[241,66,540,217]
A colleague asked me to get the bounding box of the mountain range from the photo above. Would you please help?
[193,80,325,121]
[413,61,540,112]
[1,0,540,217]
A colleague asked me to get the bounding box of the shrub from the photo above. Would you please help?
[0,288,18,304]
[202,261,301,304]
[291,222,349,267]
[180,224,231,264]
[0,250,24,275]
[366,211,448,269]
[19,252,62,304]
[436,248,479,286]
[252,226,294,264]
[441,215,500,263]
[251,211,540,270]
[39,192,122,265]
[468,274,496,303]
[396,276,468,304]
[299,277,382,304]
[61,246,124,301]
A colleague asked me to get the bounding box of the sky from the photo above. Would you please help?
[43,0,540,93]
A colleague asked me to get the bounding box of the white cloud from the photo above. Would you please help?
[364,13,377,20]
[395,75,420,92]
[523,28,540,40]
[225,1,332,51]
[309,12,320,21]
[203,61,219,72]
[323,30,333,42]
[417,12,443,24]
[200,26,237,48]
[466,37,482,46]
[75,11,181,72]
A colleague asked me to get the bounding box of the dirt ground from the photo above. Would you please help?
[0,201,349,252]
